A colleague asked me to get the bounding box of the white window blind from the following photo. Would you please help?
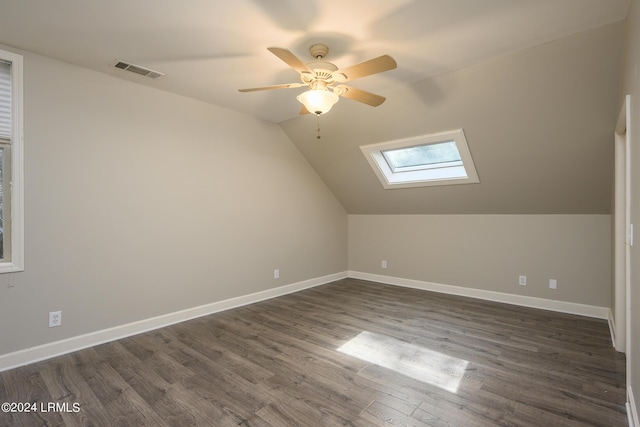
[0,61,10,142]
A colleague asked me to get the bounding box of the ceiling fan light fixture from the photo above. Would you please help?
[296,89,339,115]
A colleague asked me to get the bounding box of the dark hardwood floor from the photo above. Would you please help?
[0,278,627,426]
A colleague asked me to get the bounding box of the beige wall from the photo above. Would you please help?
[622,0,640,419]
[349,215,611,307]
[0,47,347,356]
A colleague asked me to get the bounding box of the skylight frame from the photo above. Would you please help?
[360,129,479,189]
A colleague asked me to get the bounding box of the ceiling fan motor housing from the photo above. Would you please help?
[309,43,329,59]
[303,44,348,84]
[301,61,338,84]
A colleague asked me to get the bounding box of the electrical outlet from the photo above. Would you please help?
[518,275,527,286]
[274,269,279,279]
[549,279,557,289]
[381,260,387,269]
[49,311,62,328]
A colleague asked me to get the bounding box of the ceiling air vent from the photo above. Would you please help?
[114,60,164,79]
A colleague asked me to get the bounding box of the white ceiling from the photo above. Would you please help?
[0,0,630,123]
[0,0,631,215]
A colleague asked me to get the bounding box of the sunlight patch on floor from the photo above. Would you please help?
[337,331,468,393]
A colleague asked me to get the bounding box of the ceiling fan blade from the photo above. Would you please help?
[333,55,397,82]
[267,47,313,74]
[334,85,386,107]
[238,83,305,92]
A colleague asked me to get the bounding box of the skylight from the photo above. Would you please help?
[361,129,479,189]
[382,141,462,172]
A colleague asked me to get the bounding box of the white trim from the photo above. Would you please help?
[625,94,633,408]
[614,126,628,352]
[360,129,480,189]
[609,309,618,349]
[0,48,24,273]
[0,271,347,372]
[348,271,609,319]
[629,385,639,427]
[614,94,632,354]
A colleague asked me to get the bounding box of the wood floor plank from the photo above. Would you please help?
[1,364,64,426]
[417,395,513,427]
[169,321,276,385]
[38,354,113,426]
[359,400,432,427]
[481,375,626,426]
[0,368,15,427]
[0,278,628,426]
[73,348,170,426]
[99,341,220,426]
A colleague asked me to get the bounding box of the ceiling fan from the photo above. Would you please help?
[239,44,397,116]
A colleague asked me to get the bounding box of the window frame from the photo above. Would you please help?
[360,129,479,189]
[0,49,24,273]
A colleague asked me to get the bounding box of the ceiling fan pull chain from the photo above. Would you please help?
[316,113,321,139]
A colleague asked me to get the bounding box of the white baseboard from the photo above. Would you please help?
[0,271,347,372]
[608,309,618,349]
[348,271,609,319]
[630,386,639,427]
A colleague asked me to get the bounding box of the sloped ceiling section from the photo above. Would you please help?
[280,23,625,214]
[0,0,629,123]
[0,0,629,215]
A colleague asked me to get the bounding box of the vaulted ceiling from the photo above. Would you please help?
[0,0,630,213]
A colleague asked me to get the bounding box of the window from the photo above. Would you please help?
[0,49,24,272]
[382,140,462,172]
[360,129,479,189]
